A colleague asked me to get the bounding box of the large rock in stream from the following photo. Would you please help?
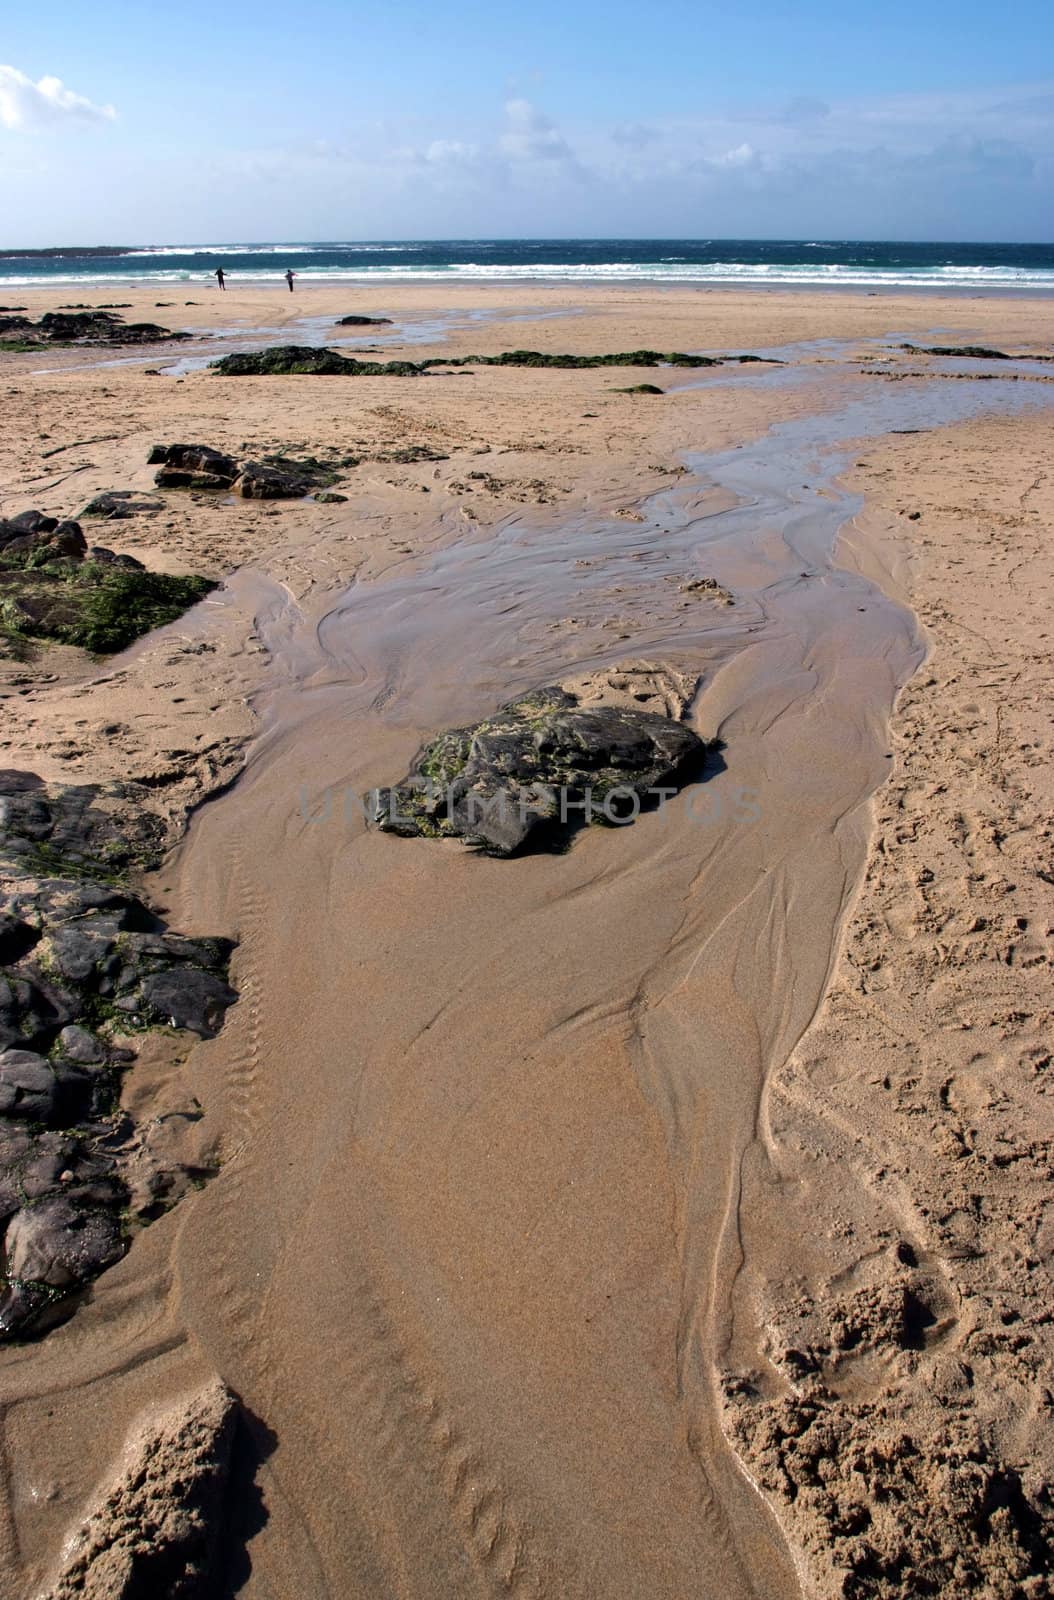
[371,681,707,855]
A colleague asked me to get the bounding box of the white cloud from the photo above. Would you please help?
[716,142,755,167]
[0,64,116,130]
[143,78,1052,240]
[499,98,575,165]
[425,138,480,166]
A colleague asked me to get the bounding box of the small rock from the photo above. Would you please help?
[80,492,164,520]
[58,1024,106,1064]
[86,546,146,570]
[2,1197,123,1295]
[138,969,238,1037]
[0,1048,58,1123]
[233,460,313,500]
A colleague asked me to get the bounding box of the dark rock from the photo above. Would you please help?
[25,311,192,347]
[336,314,393,325]
[7,510,59,536]
[7,567,216,652]
[0,973,80,1050]
[50,1057,108,1122]
[137,969,238,1037]
[372,686,706,855]
[0,1049,59,1123]
[429,348,722,371]
[211,346,424,377]
[314,491,348,503]
[212,345,364,376]
[80,492,164,520]
[0,533,34,558]
[151,443,239,490]
[233,460,313,500]
[58,1024,106,1064]
[0,777,165,878]
[154,468,230,491]
[379,444,448,464]
[0,1198,124,1323]
[900,343,1010,360]
[149,442,341,501]
[0,913,39,964]
[86,547,146,570]
[17,1133,122,1207]
[1,520,211,653]
[0,1122,32,1212]
[0,772,239,1338]
[211,345,730,380]
[46,520,88,559]
[46,916,122,984]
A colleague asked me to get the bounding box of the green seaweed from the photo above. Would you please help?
[899,343,1011,360]
[210,345,732,378]
[0,554,215,657]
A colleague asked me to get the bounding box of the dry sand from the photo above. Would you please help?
[1,286,1052,1598]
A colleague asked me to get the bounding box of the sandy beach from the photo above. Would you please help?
[1,283,1052,1598]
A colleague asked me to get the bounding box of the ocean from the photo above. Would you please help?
[2,239,1053,292]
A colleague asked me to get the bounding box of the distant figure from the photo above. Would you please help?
[285,269,296,293]
[215,267,226,291]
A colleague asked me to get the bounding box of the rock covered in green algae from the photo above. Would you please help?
[371,686,706,856]
[899,343,1011,360]
[1,507,215,657]
[210,346,423,377]
[210,344,727,378]
[0,772,238,1338]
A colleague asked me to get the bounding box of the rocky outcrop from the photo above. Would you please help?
[434,348,721,369]
[0,311,190,347]
[899,343,1011,360]
[211,346,423,377]
[210,345,730,378]
[0,510,87,561]
[232,460,315,500]
[1,512,212,655]
[148,442,341,499]
[0,772,237,1337]
[371,683,706,855]
[42,1380,238,1598]
[148,443,240,491]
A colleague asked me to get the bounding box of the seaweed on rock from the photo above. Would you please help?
[0,774,238,1338]
[371,686,707,855]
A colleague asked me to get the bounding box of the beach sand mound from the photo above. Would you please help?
[40,1380,237,1599]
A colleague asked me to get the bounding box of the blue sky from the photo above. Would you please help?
[2,0,1053,243]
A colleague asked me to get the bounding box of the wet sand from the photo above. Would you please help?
[1,287,1053,1597]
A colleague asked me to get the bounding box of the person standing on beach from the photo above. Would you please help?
[215,267,226,290]
[285,269,296,293]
